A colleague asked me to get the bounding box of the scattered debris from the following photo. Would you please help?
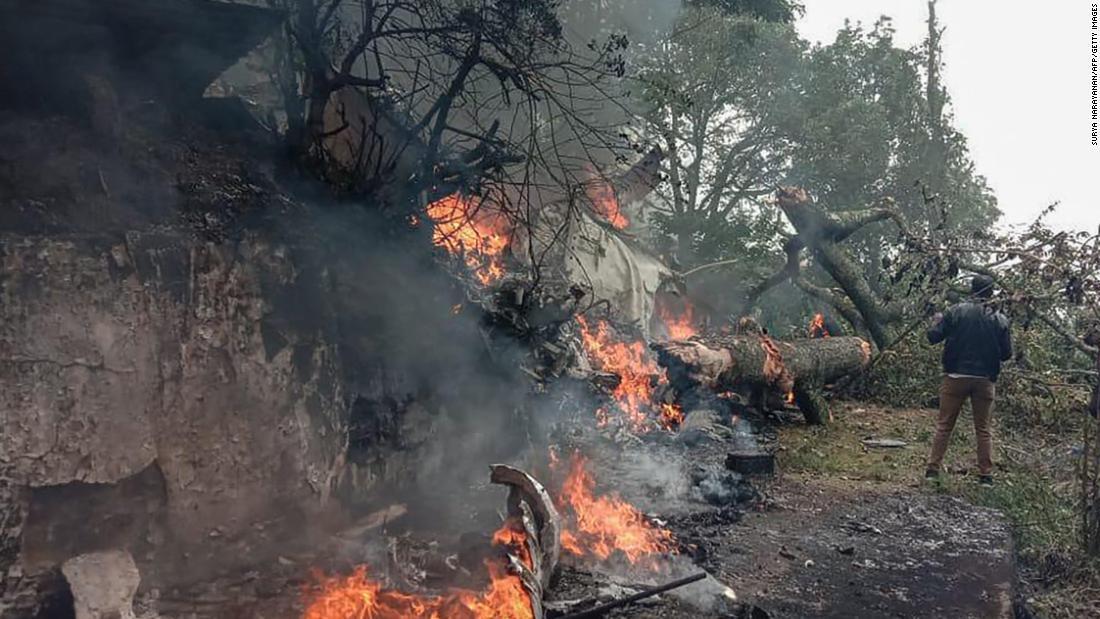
[690,466,758,507]
[591,582,660,607]
[844,520,885,536]
[678,409,733,445]
[726,450,776,476]
[490,463,563,591]
[861,438,908,449]
[555,572,707,619]
[737,605,772,619]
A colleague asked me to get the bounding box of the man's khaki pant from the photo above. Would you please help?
[926,376,995,476]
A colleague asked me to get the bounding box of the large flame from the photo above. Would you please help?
[426,193,512,286]
[302,519,534,619]
[657,300,698,340]
[585,176,629,230]
[558,454,675,565]
[808,313,830,338]
[659,403,685,430]
[575,316,682,431]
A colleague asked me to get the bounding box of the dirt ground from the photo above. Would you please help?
[723,403,1018,618]
[710,476,1015,618]
[550,403,1018,619]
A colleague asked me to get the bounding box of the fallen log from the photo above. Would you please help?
[654,334,872,390]
[653,335,871,424]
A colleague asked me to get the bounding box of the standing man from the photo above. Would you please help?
[925,275,1013,486]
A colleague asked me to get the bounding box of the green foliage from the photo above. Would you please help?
[631,7,1000,338]
[686,0,804,23]
[633,7,805,269]
[785,19,999,295]
[851,329,942,408]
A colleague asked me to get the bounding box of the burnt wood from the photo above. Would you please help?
[653,335,871,424]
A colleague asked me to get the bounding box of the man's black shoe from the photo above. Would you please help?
[924,469,940,480]
[979,475,994,486]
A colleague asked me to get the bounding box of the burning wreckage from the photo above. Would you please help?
[285,136,872,619]
[0,3,876,619]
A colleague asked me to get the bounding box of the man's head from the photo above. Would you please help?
[971,275,995,299]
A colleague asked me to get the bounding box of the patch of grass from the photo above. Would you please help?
[778,404,931,485]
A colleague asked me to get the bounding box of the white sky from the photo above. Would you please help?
[797,0,1100,232]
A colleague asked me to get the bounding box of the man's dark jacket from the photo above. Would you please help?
[927,302,1013,381]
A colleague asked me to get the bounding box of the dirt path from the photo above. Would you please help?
[704,403,1018,618]
[710,476,1015,618]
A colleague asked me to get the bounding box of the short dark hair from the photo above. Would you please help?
[971,275,994,298]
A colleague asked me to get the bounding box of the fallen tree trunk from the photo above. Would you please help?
[654,334,872,390]
[652,335,871,424]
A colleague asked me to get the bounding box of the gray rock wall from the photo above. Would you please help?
[0,230,350,612]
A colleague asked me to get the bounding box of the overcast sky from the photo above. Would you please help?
[797,0,1100,232]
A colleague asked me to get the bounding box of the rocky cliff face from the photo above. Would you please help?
[0,80,535,615]
[1,230,350,610]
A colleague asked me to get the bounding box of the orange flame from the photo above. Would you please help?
[659,403,685,430]
[785,390,795,405]
[426,193,511,286]
[657,300,698,340]
[585,176,629,230]
[302,519,533,619]
[575,316,681,431]
[808,313,830,338]
[558,454,675,565]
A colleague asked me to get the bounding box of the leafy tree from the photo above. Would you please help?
[634,6,805,269]
[784,14,999,290]
[687,0,804,24]
[719,5,1001,347]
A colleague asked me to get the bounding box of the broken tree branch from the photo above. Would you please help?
[743,236,805,307]
[828,203,910,243]
[792,277,865,334]
[654,335,872,424]
[775,187,905,348]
